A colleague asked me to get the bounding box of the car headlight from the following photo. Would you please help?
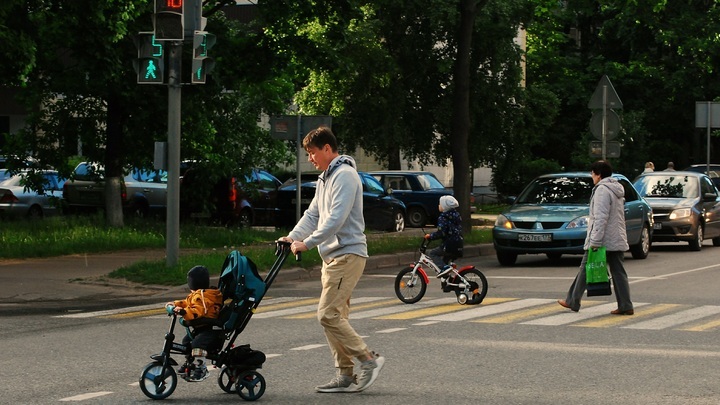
[669,208,691,220]
[495,214,514,230]
[567,215,589,229]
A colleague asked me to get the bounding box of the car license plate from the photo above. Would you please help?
[653,223,662,230]
[518,233,552,242]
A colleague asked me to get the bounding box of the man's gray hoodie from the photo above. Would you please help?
[585,176,629,252]
[288,155,368,262]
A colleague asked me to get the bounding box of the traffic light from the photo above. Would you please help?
[191,31,216,84]
[134,32,164,84]
[154,0,184,41]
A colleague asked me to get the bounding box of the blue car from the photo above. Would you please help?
[492,172,653,266]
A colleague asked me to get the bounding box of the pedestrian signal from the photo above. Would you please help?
[134,32,164,84]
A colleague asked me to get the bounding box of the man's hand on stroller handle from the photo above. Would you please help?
[276,237,303,261]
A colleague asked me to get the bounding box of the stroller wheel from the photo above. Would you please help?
[237,370,266,401]
[218,366,238,393]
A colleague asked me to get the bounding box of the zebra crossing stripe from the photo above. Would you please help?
[254,296,385,319]
[681,317,720,332]
[623,305,720,330]
[351,298,450,319]
[285,299,398,319]
[473,300,564,324]
[421,298,537,322]
[521,303,649,326]
[572,303,683,328]
[254,297,317,314]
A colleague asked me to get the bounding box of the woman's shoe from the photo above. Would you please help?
[557,299,579,312]
[610,309,634,315]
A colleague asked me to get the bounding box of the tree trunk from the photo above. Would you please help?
[451,0,484,234]
[104,94,125,228]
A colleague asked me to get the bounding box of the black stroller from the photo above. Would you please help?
[139,241,297,401]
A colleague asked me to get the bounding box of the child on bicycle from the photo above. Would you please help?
[166,265,224,382]
[424,195,464,279]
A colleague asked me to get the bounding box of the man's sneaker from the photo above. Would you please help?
[356,352,385,392]
[436,265,453,278]
[315,374,357,393]
[186,365,209,382]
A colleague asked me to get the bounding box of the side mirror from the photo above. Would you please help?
[703,192,717,202]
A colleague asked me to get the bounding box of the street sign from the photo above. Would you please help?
[270,115,332,140]
[590,141,621,158]
[590,110,621,140]
[695,101,720,128]
[588,75,623,110]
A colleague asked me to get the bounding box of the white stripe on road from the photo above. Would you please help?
[351,298,449,319]
[60,392,113,401]
[629,264,720,284]
[253,296,384,319]
[422,298,553,322]
[376,328,407,333]
[55,303,167,318]
[623,305,720,330]
[291,344,326,351]
[522,303,649,326]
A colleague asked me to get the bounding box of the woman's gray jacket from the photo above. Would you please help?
[584,176,629,252]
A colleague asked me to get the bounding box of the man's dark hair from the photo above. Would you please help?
[590,160,613,178]
[302,126,338,152]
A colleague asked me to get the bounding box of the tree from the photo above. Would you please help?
[0,0,293,226]
[260,0,537,230]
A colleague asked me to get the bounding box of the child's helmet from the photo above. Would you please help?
[439,195,459,211]
[187,265,210,290]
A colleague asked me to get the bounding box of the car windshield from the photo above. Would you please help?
[516,176,594,204]
[634,175,699,198]
[362,174,386,194]
[417,173,445,190]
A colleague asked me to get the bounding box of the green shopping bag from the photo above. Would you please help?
[585,247,611,296]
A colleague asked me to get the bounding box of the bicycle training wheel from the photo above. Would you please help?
[456,268,488,305]
[237,370,266,401]
[394,267,427,304]
[139,361,177,400]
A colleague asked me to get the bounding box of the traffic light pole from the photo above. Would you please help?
[166,41,182,267]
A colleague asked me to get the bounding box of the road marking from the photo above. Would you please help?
[351,298,450,319]
[255,296,384,319]
[382,297,516,320]
[285,298,398,319]
[623,305,720,330]
[572,303,683,328]
[521,303,649,326]
[59,392,113,401]
[629,264,720,284]
[55,303,167,318]
[421,297,526,322]
[291,344,326,351]
[473,300,567,324]
[376,327,407,333]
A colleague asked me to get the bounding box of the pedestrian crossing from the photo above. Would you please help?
[56,296,720,332]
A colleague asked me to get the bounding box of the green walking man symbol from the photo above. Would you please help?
[145,60,157,80]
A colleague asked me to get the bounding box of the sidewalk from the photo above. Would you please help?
[0,214,497,305]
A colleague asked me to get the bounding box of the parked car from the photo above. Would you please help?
[276,172,406,232]
[62,162,168,217]
[368,170,473,227]
[0,170,65,218]
[683,164,720,189]
[633,171,720,251]
[180,167,282,227]
[492,172,653,266]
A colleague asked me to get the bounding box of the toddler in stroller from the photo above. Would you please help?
[139,241,295,401]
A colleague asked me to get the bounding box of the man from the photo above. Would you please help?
[280,126,385,393]
[558,160,634,315]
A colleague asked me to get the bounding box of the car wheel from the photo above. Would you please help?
[688,224,703,251]
[27,205,43,219]
[496,250,517,266]
[407,207,427,228]
[391,211,405,232]
[630,224,651,259]
[237,208,253,228]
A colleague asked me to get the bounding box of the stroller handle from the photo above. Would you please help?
[275,240,301,262]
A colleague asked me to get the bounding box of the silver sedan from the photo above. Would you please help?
[0,170,65,218]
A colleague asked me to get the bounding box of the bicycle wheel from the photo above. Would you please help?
[394,267,427,304]
[218,366,238,393]
[237,370,266,401]
[139,361,177,400]
[455,268,488,305]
